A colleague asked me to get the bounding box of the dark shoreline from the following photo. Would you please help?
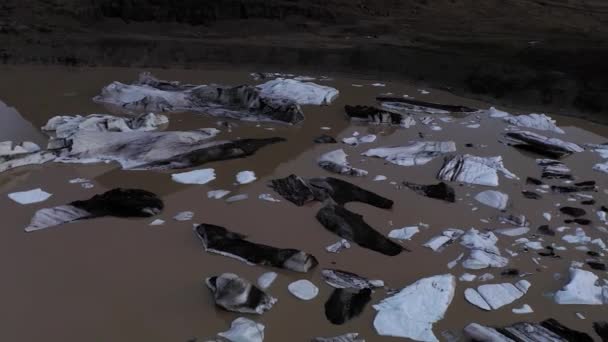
[2,0,608,123]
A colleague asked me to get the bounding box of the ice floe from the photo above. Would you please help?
[8,188,52,204]
[236,171,257,184]
[503,113,564,134]
[424,229,464,252]
[464,280,531,310]
[325,239,351,253]
[505,130,583,159]
[362,141,456,166]
[438,154,517,187]
[171,168,216,184]
[318,149,368,176]
[256,78,339,105]
[460,229,509,269]
[208,190,231,199]
[373,274,455,342]
[217,317,265,342]
[257,272,278,289]
[554,267,608,305]
[474,190,509,210]
[388,226,419,241]
[288,279,319,300]
[42,113,168,138]
[342,134,376,146]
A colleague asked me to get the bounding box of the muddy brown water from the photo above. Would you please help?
[0,66,607,342]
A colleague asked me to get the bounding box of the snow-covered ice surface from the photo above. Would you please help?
[373,274,455,342]
[8,188,52,204]
[42,113,168,138]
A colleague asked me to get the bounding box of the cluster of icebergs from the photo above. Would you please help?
[4,72,608,342]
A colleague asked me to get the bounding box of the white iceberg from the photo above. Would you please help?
[326,239,351,253]
[465,280,531,310]
[388,226,419,241]
[503,114,564,134]
[554,268,608,305]
[363,141,456,167]
[257,272,278,289]
[8,188,52,204]
[438,154,518,187]
[318,149,368,176]
[257,78,339,105]
[474,190,509,210]
[288,280,319,300]
[373,274,455,342]
[171,168,216,184]
[42,113,168,138]
[218,317,265,342]
[236,171,257,185]
[460,229,508,269]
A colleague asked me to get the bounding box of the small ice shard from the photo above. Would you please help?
[447,253,464,269]
[318,149,368,177]
[8,188,52,204]
[226,194,249,203]
[374,175,387,181]
[503,114,564,134]
[236,171,257,184]
[478,273,495,282]
[69,178,90,184]
[257,78,339,105]
[257,272,278,289]
[460,273,477,282]
[418,89,430,95]
[467,124,481,129]
[174,211,193,221]
[208,190,231,199]
[362,141,456,166]
[424,229,465,252]
[465,280,531,310]
[218,317,265,342]
[312,333,364,342]
[342,134,377,146]
[543,212,552,221]
[438,154,517,187]
[371,83,386,87]
[288,280,319,300]
[460,229,508,270]
[326,239,351,253]
[388,226,419,241]
[149,219,165,226]
[258,193,280,202]
[554,267,608,305]
[171,168,216,184]
[562,228,591,244]
[505,130,583,159]
[25,189,163,232]
[487,107,510,118]
[206,273,277,314]
[593,161,608,174]
[512,304,533,314]
[321,269,384,289]
[494,227,530,237]
[42,113,168,138]
[373,274,456,342]
[474,190,509,210]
